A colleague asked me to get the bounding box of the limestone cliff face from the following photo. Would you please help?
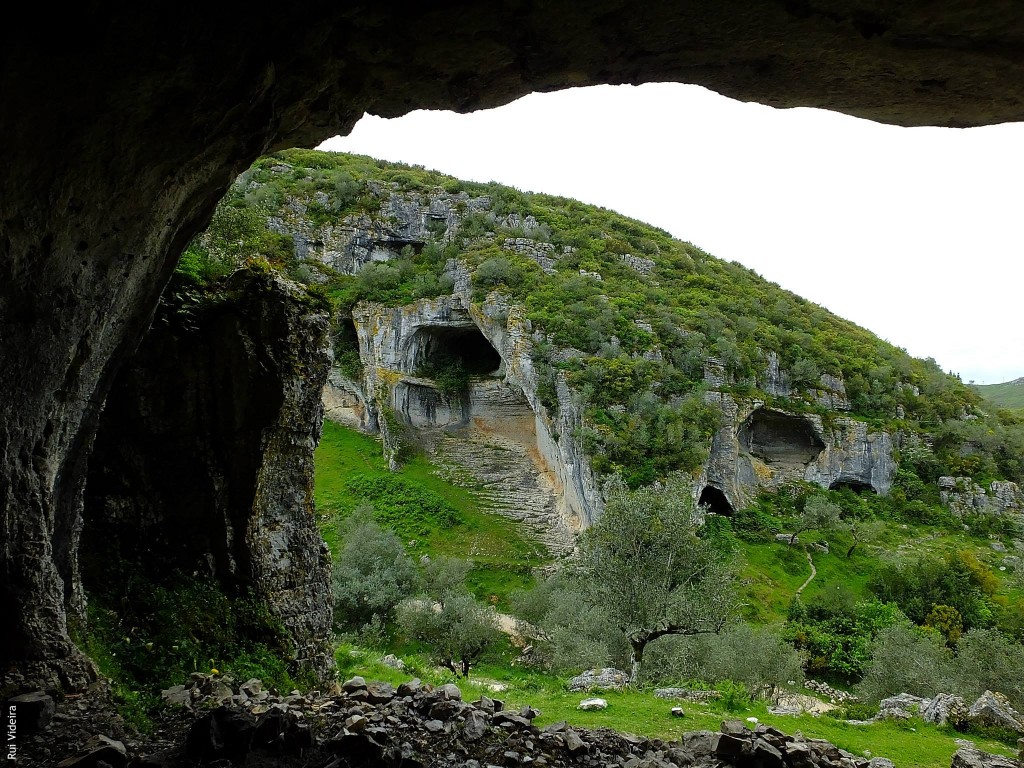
[312,185,894,532]
[939,476,1024,517]
[82,270,333,679]
[698,393,896,513]
[340,286,600,540]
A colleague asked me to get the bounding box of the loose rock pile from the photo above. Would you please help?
[803,680,859,704]
[25,672,1021,768]
[134,675,908,768]
[876,690,1024,734]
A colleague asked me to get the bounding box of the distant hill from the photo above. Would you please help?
[973,377,1024,410]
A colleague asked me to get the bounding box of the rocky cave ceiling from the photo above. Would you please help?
[4,0,1024,685]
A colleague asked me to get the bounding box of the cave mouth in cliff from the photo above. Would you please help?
[739,408,825,466]
[699,485,734,516]
[412,324,502,378]
[829,479,877,494]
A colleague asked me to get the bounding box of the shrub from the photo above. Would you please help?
[332,509,420,630]
[644,624,805,698]
[855,622,954,703]
[397,593,500,677]
[509,575,628,673]
[951,628,1024,711]
[474,256,522,290]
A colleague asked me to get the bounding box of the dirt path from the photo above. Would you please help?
[795,550,817,596]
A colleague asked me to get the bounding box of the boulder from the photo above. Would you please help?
[567,668,630,692]
[967,691,1024,734]
[951,746,1020,768]
[6,691,54,734]
[878,693,928,720]
[381,654,406,670]
[578,698,608,711]
[921,693,968,727]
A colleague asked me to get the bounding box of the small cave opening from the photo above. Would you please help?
[699,485,734,516]
[738,408,825,466]
[829,480,877,494]
[411,324,502,381]
[332,316,362,379]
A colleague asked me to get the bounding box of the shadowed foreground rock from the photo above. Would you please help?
[23,674,899,768]
[82,269,334,679]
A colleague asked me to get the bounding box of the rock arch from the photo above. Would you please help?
[4,1,1024,686]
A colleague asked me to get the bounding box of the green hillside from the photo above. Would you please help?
[974,377,1024,412]
[182,148,1024,490]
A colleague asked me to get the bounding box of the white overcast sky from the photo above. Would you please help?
[319,83,1024,385]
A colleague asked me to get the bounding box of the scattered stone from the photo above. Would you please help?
[776,533,799,544]
[381,653,406,670]
[438,683,462,701]
[160,684,192,708]
[577,698,608,711]
[342,675,368,693]
[56,734,128,768]
[397,678,423,696]
[967,690,1024,734]
[567,668,630,692]
[462,709,489,741]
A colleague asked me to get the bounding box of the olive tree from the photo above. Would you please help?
[576,475,741,684]
[332,508,420,630]
[397,556,500,677]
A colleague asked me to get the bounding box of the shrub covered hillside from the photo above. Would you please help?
[172,150,1024,760]
[182,148,1024,492]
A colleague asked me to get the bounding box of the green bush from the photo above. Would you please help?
[855,622,955,703]
[332,509,421,630]
[644,624,805,698]
[342,473,463,537]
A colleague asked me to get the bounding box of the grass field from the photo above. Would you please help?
[314,421,551,604]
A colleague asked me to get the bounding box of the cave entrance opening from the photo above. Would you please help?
[412,324,502,382]
[698,485,734,516]
[738,408,825,467]
[332,316,361,378]
[829,480,876,494]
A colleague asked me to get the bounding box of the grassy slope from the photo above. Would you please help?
[314,421,550,604]
[737,522,1022,626]
[973,378,1024,411]
[339,647,1018,768]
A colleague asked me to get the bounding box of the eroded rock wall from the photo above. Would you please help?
[81,270,333,679]
[699,393,896,512]
[345,290,600,537]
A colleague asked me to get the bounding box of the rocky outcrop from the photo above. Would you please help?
[81,270,334,680]
[345,286,602,534]
[567,668,631,692]
[940,476,1024,517]
[968,690,1024,734]
[951,745,1021,768]
[698,395,895,513]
